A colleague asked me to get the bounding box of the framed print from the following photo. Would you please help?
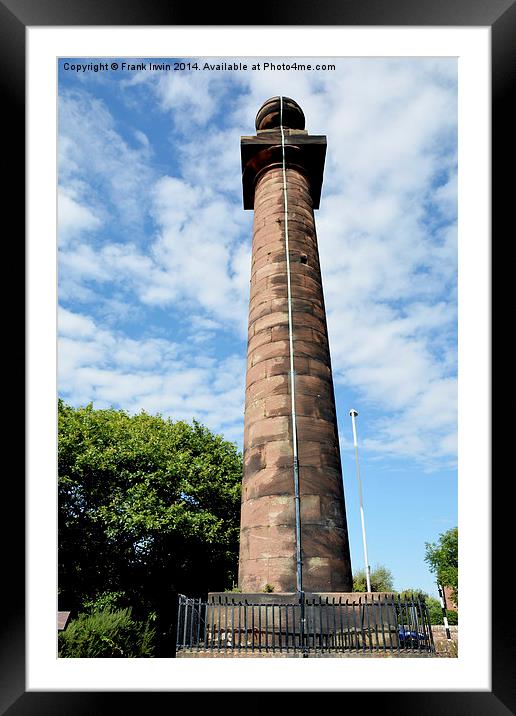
[4,0,508,712]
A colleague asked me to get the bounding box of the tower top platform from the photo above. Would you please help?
[241,97,326,210]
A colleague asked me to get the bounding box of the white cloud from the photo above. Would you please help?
[59,307,97,338]
[124,67,237,129]
[58,88,252,332]
[58,307,245,445]
[58,89,154,231]
[58,188,101,245]
[362,374,457,469]
[146,175,251,332]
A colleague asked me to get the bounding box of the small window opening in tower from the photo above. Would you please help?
[300,253,308,264]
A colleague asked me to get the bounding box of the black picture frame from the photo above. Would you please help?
[4,0,505,712]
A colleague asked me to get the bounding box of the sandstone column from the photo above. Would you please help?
[238,97,353,593]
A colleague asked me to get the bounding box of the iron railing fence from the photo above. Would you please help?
[176,594,435,655]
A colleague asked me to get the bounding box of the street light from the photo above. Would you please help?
[349,409,372,593]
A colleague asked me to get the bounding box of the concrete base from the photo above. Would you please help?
[177,650,436,658]
[208,591,397,604]
[205,592,402,651]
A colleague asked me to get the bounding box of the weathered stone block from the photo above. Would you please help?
[294,374,332,398]
[250,288,288,310]
[319,495,347,528]
[247,329,272,354]
[265,355,296,377]
[242,467,294,500]
[253,311,289,334]
[248,415,291,446]
[296,440,324,467]
[253,260,288,284]
[265,438,294,468]
[245,360,267,388]
[298,466,344,498]
[264,393,292,418]
[308,358,332,380]
[270,324,290,342]
[300,494,321,523]
[238,558,268,589]
[302,524,349,561]
[268,495,296,526]
[243,445,266,473]
[265,558,298,591]
[293,340,329,362]
[296,416,336,444]
[291,298,324,316]
[248,299,273,324]
[303,557,332,591]
[240,496,269,529]
[251,339,290,367]
[244,398,266,426]
[245,374,290,403]
[295,393,336,421]
[240,524,296,561]
[293,312,327,334]
[249,276,269,302]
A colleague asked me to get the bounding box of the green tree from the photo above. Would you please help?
[58,400,242,645]
[424,596,458,626]
[425,527,458,604]
[399,590,458,626]
[353,563,394,592]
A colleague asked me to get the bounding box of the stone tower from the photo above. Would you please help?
[238,96,353,594]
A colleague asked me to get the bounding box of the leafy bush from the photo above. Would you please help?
[82,591,127,612]
[353,564,394,592]
[397,589,427,600]
[445,610,458,626]
[399,590,458,625]
[424,596,458,626]
[58,607,156,658]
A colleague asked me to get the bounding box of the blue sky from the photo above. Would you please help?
[58,57,457,599]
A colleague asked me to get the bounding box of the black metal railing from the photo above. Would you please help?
[175,594,435,655]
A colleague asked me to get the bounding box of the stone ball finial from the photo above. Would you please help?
[255,96,305,131]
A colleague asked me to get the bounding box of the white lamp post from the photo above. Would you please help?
[350,409,372,593]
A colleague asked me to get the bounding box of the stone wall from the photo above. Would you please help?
[431,625,458,657]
